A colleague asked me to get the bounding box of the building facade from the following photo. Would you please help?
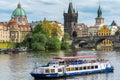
[64,2,78,38]
[0,22,9,42]
[77,23,88,37]
[88,26,98,36]
[98,25,111,36]
[109,20,118,35]
[0,3,31,43]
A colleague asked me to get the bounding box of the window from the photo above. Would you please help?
[91,66,94,69]
[58,68,62,72]
[45,69,50,73]
[79,67,82,70]
[95,65,98,69]
[88,66,90,69]
[83,66,86,70]
[71,67,74,71]
[18,17,21,22]
[75,67,79,70]
[51,69,55,73]
[67,68,70,71]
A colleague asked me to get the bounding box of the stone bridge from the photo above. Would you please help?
[73,35,120,49]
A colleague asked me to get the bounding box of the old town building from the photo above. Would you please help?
[98,25,111,36]
[0,22,9,42]
[109,20,118,35]
[0,3,31,43]
[88,26,98,36]
[77,23,88,37]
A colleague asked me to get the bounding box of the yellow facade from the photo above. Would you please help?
[97,25,113,50]
[98,25,111,36]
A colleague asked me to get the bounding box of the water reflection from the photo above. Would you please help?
[0,50,120,80]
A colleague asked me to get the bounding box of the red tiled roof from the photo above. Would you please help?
[89,26,99,28]
[9,20,17,25]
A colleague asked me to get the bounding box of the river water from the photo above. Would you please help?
[0,50,120,80]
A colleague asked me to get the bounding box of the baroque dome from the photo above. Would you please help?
[11,3,26,18]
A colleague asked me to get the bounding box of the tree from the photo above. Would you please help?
[62,32,70,42]
[115,29,120,35]
[61,32,70,50]
[52,22,63,38]
[32,42,45,51]
[31,32,48,51]
[42,20,53,36]
[46,36,61,50]
[33,24,42,33]
[32,32,48,46]
[61,42,69,50]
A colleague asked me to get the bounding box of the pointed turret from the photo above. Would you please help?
[111,20,117,26]
[68,2,74,14]
[97,5,102,18]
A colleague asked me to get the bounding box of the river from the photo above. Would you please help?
[0,50,120,80]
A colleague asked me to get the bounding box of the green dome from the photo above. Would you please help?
[11,3,26,18]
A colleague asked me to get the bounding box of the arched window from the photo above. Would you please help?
[18,17,21,22]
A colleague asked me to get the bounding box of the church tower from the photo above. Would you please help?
[64,2,78,38]
[95,5,104,26]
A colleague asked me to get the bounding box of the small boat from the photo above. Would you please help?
[30,55,114,79]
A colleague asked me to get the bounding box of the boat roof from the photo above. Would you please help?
[54,55,97,60]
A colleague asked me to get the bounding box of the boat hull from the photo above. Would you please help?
[31,67,113,79]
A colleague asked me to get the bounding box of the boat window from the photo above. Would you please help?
[51,69,55,73]
[95,65,98,69]
[45,69,50,73]
[75,67,79,70]
[58,68,62,72]
[88,66,90,69]
[71,67,74,71]
[91,66,94,69]
[84,66,86,70]
[67,68,70,71]
[79,67,82,70]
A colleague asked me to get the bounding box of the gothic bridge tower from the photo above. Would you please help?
[64,2,78,38]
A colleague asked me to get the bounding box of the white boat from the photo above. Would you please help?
[30,55,114,79]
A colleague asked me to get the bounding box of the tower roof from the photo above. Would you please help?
[68,2,75,14]
[11,3,26,19]
[111,20,117,26]
[97,5,102,18]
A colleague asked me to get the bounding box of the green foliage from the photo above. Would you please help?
[20,20,70,51]
[32,32,48,45]
[115,29,120,35]
[31,32,48,51]
[46,36,61,50]
[32,42,45,51]
[61,42,69,50]
[33,24,44,33]
[63,32,70,42]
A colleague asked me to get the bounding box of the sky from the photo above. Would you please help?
[0,0,120,26]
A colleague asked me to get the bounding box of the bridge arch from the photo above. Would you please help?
[95,38,114,50]
[74,39,91,48]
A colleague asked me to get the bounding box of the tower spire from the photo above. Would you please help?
[68,2,74,14]
[97,5,102,18]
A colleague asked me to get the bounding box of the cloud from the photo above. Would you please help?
[0,0,120,26]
